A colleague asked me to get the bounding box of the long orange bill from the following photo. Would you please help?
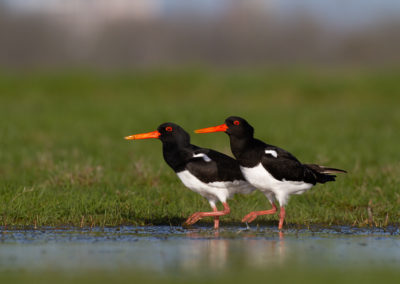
[194,123,228,134]
[125,130,161,140]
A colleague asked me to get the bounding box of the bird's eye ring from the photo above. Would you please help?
[166,126,173,132]
[233,120,240,125]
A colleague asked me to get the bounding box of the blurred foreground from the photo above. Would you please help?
[1,226,400,284]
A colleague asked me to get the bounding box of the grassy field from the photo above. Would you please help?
[0,68,399,228]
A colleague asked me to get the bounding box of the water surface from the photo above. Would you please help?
[1,226,399,273]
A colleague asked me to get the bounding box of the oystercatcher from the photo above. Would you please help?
[125,122,255,229]
[195,116,346,230]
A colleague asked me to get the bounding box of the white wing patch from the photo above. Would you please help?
[193,153,212,162]
[265,149,278,158]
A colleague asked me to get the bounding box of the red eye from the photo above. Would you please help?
[234,120,240,125]
[166,126,173,132]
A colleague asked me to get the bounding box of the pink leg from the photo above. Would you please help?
[242,203,277,223]
[278,206,285,230]
[212,206,220,229]
[184,202,230,229]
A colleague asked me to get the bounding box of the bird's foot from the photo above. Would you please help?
[242,212,258,223]
[184,212,204,226]
[242,206,278,224]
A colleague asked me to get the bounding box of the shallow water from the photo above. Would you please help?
[0,226,399,273]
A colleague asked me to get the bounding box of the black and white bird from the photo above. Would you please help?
[195,116,346,230]
[125,122,255,229]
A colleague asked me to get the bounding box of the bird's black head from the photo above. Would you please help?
[157,122,190,146]
[224,116,254,138]
[195,116,254,139]
[125,122,190,147]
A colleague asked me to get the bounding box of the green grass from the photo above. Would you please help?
[1,68,400,228]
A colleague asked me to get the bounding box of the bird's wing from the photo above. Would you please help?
[185,147,245,183]
[261,146,317,183]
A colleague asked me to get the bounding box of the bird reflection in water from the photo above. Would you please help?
[180,229,286,271]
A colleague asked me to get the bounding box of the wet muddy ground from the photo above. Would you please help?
[1,226,399,273]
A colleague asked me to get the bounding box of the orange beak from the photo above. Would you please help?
[194,123,228,134]
[125,130,161,140]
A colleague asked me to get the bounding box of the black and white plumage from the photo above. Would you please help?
[125,122,255,229]
[195,116,346,230]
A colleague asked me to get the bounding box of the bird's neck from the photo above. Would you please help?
[230,135,251,159]
[230,135,260,168]
[162,142,190,173]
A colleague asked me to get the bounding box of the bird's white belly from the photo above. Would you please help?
[240,163,313,206]
[176,170,255,203]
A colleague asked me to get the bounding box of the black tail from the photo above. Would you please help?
[305,164,347,184]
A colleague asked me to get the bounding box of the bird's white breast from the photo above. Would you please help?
[240,163,313,206]
[176,170,255,202]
